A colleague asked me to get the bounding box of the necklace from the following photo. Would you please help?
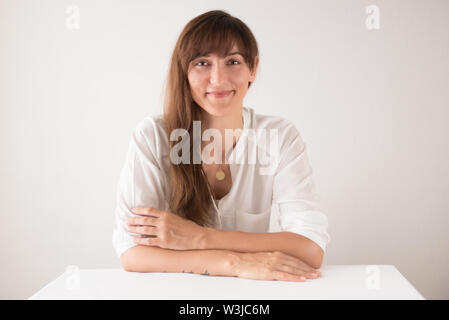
[215,169,226,181]
[205,133,239,182]
[215,137,239,181]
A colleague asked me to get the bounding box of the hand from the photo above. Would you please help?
[126,207,207,250]
[227,251,322,282]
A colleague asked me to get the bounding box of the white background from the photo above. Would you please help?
[0,0,448,299]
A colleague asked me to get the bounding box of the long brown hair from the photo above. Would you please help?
[163,10,259,227]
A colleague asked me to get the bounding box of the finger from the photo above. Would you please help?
[131,207,163,217]
[127,216,159,226]
[277,253,319,273]
[276,264,321,279]
[271,270,306,282]
[282,259,321,275]
[133,236,160,246]
[127,225,158,236]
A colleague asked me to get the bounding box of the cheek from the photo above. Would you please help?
[188,71,206,88]
[232,74,250,96]
[231,70,251,88]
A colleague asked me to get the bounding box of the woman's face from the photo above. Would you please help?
[187,44,258,118]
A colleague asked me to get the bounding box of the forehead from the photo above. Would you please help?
[199,44,242,58]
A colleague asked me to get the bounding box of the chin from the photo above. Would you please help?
[201,102,237,118]
[197,97,236,117]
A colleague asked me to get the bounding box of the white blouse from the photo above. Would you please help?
[112,106,331,258]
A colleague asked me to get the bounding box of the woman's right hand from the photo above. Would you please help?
[227,251,322,282]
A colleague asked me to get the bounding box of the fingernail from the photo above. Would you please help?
[300,276,306,281]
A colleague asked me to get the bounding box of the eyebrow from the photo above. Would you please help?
[199,52,244,58]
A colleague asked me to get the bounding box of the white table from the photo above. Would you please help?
[29,265,424,300]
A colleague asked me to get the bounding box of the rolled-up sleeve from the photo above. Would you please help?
[272,121,331,253]
[112,118,167,258]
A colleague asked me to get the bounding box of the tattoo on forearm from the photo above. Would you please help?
[182,270,194,274]
[201,269,209,276]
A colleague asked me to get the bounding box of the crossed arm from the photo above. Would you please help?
[126,207,324,269]
[199,228,323,269]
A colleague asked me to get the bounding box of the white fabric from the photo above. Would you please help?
[112,106,331,258]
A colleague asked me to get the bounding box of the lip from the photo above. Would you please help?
[207,90,234,97]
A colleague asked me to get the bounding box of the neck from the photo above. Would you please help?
[200,106,244,163]
[201,107,243,132]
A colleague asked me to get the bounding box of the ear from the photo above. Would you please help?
[249,56,259,82]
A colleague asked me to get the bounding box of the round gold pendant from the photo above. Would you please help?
[215,170,226,181]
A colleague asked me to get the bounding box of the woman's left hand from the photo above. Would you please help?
[127,207,208,250]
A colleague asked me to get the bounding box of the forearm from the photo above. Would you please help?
[201,229,323,269]
[120,245,237,276]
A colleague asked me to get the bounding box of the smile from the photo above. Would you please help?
[206,90,234,98]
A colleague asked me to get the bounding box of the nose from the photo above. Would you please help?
[209,63,225,85]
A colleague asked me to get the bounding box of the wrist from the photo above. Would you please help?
[224,252,242,277]
[198,226,215,250]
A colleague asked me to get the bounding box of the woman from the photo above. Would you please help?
[112,10,330,282]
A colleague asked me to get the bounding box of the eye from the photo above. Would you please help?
[228,59,241,65]
[193,59,241,67]
[195,60,209,67]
